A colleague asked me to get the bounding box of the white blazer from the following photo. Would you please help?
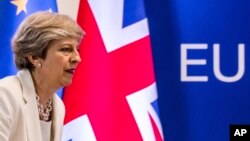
[0,69,65,141]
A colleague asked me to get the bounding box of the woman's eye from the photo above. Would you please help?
[60,47,71,52]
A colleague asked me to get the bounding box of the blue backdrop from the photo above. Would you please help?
[145,0,250,141]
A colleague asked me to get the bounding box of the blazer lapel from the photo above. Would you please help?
[17,70,42,141]
[52,95,64,141]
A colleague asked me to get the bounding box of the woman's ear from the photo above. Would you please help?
[27,55,42,68]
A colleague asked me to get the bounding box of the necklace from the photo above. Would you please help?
[36,95,52,121]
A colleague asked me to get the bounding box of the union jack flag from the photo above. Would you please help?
[62,0,164,140]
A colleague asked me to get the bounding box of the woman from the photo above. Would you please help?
[0,11,84,141]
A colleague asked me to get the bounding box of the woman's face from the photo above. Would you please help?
[39,38,81,87]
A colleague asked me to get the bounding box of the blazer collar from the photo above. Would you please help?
[52,95,64,141]
[17,69,62,141]
[17,69,42,141]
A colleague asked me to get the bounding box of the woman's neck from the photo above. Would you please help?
[30,70,58,106]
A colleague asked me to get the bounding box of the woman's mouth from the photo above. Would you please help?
[65,69,76,74]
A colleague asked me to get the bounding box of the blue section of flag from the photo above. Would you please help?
[26,0,57,15]
[152,99,160,116]
[56,87,64,98]
[0,0,18,78]
[122,0,146,28]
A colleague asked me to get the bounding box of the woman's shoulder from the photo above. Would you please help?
[54,94,65,110]
[0,75,21,91]
[0,75,21,90]
[0,75,22,103]
[53,94,66,120]
[0,75,23,119]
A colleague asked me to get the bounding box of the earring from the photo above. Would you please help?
[37,63,41,68]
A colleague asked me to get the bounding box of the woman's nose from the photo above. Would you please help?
[71,50,81,63]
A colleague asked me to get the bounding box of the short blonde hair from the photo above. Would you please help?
[12,11,84,70]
